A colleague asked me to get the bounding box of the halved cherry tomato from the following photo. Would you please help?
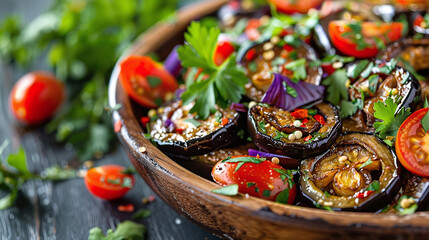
[396,108,429,177]
[9,71,65,125]
[212,155,296,203]
[329,21,403,58]
[214,41,235,66]
[119,56,178,108]
[268,0,324,14]
[84,165,135,200]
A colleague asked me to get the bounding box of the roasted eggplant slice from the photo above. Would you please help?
[248,102,341,159]
[300,133,401,211]
[379,37,429,101]
[150,100,243,156]
[238,38,322,101]
[342,59,420,132]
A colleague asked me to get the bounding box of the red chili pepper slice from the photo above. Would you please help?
[291,109,308,119]
[301,118,309,127]
[118,203,134,212]
[221,117,229,126]
[246,48,257,61]
[314,114,326,125]
[176,128,184,134]
[140,116,150,127]
[355,190,374,199]
[304,135,312,142]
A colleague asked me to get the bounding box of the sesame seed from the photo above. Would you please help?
[293,120,301,127]
[288,134,296,141]
[263,50,275,61]
[332,61,343,69]
[271,157,280,164]
[294,131,303,139]
[265,123,270,128]
[338,156,348,163]
[157,107,164,114]
[263,42,274,51]
[270,36,280,44]
[391,88,399,95]
[248,101,257,109]
[268,184,275,190]
[164,92,175,102]
[148,109,157,118]
[324,201,333,206]
[138,146,146,153]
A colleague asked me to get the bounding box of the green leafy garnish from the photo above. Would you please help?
[367,181,380,192]
[324,191,331,198]
[284,58,307,82]
[421,111,429,132]
[132,209,151,220]
[184,118,202,128]
[211,184,239,196]
[177,22,247,119]
[262,189,271,197]
[358,159,373,170]
[379,59,397,74]
[394,196,418,216]
[310,54,354,67]
[276,188,290,204]
[222,156,266,172]
[323,69,349,105]
[258,121,267,134]
[397,57,426,81]
[88,220,146,240]
[313,202,333,212]
[373,97,411,140]
[347,60,369,79]
[367,74,379,93]
[246,182,256,188]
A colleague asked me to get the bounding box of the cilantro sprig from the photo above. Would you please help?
[177,22,247,119]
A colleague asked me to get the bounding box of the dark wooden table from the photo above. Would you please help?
[0,1,220,239]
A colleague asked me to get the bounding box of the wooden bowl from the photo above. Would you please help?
[108,0,429,239]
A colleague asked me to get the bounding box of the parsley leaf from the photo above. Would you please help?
[222,156,266,172]
[367,181,380,192]
[347,60,369,79]
[178,22,247,119]
[373,97,411,139]
[88,220,146,240]
[284,58,307,82]
[323,69,349,105]
[421,111,429,132]
[276,188,290,204]
[367,74,379,93]
[211,184,239,196]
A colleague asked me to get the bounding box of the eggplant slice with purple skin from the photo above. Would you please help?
[300,132,401,211]
[378,37,429,101]
[247,102,341,159]
[342,59,421,132]
[150,100,243,157]
[237,38,322,101]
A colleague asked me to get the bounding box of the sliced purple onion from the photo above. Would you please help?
[261,73,324,111]
[164,45,182,77]
[164,119,176,131]
[230,102,247,112]
[248,149,299,168]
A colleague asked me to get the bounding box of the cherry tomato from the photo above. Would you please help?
[212,156,296,203]
[84,165,135,200]
[396,108,429,177]
[9,71,65,125]
[119,56,178,108]
[329,21,403,58]
[268,0,324,14]
[214,41,235,66]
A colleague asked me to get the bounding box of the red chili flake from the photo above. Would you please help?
[355,190,374,199]
[118,203,134,212]
[301,118,309,127]
[314,114,326,125]
[246,48,257,61]
[176,128,184,134]
[148,195,156,202]
[304,135,312,142]
[221,117,229,126]
[282,44,294,52]
[291,109,308,119]
[114,120,122,133]
[140,116,150,127]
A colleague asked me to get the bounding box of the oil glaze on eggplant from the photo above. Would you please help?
[247,102,341,159]
[300,133,401,211]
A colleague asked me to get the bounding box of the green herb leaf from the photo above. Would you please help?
[313,202,333,211]
[88,220,146,240]
[367,181,380,192]
[258,121,267,134]
[421,111,429,132]
[132,209,151,220]
[373,97,411,140]
[184,118,202,128]
[211,184,239,196]
[323,69,349,105]
[246,182,256,188]
[222,156,266,172]
[358,159,373,170]
[285,58,307,82]
[324,191,331,198]
[262,189,271,197]
[340,100,358,118]
[347,60,369,79]
[6,147,30,175]
[147,76,162,88]
[275,188,289,204]
[367,74,379,93]
[41,166,76,181]
[379,59,397,74]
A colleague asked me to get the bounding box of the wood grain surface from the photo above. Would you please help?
[0,0,219,239]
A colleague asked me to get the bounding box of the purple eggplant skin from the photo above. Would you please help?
[247,103,342,159]
[152,112,245,157]
[300,132,402,212]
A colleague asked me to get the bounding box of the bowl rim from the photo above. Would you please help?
[108,0,429,234]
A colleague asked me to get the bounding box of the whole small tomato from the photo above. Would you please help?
[9,71,65,125]
[84,165,135,200]
[212,155,296,204]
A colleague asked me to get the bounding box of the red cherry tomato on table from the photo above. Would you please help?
[212,156,296,203]
[396,108,429,177]
[84,165,135,200]
[9,71,65,125]
[214,41,235,66]
[329,21,403,58]
[119,56,178,109]
[268,0,324,14]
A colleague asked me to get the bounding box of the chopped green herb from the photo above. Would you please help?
[184,118,202,128]
[248,62,257,72]
[275,188,290,204]
[421,111,429,132]
[121,177,133,188]
[285,58,307,82]
[107,178,121,185]
[323,69,349,105]
[88,220,146,240]
[262,189,271,197]
[379,59,397,74]
[367,181,380,192]
[313,202,333,211]
[147,76,162,88]
[358,159,373,170]
[324,191,331,198]
[347,60,369,79]
[397,56,426,81]
[132,209,151,220]
[258,121,267,134]
[211,184,239,196]
[247,182,256,188]
[283,82,298,98]
[222,156,266,172]
[394,196,418,215]
[360,62,375,79]
[424,98,429,108]
[255,186,259,193]
[368,74,379,93]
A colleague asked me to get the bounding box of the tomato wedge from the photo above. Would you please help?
[268,0,323,14]
[119,56,178,108]
[214,41,235,66]
[212,155,296,204]
[329,21,403,58]
[396,108,429,177]
[84,165,135,200]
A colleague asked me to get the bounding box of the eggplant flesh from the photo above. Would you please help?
[238,39,322,101]
[248,102,341,159]
[300,133,401,211]
[150,101,243,156]
[342,60,421,133]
